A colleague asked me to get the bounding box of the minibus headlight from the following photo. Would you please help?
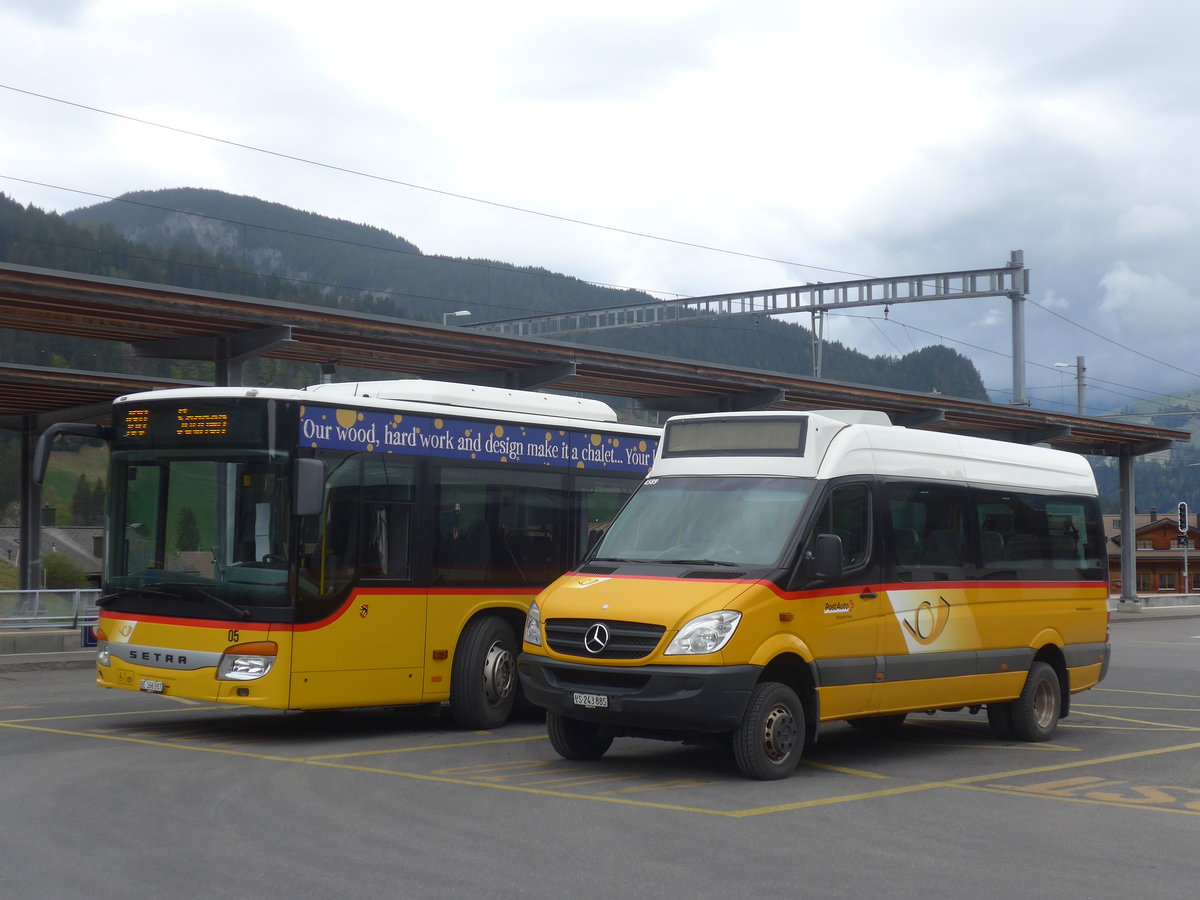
[523,600,543,647]
[665,610,742,655]
[217,642,278,681]
[96,639,111,667]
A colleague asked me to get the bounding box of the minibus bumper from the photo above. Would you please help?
[517,653,760,732]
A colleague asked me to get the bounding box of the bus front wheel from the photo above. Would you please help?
[450,615,517,730]
[732,681,804,780]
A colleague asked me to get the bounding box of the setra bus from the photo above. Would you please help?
[37,380,658,728]
[518,409,1111,778]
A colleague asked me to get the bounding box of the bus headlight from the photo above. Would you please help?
[665,610,741,655]
[523,600,543,647]
[217,642,278,681]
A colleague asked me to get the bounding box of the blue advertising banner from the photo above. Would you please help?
[299,405,657,473]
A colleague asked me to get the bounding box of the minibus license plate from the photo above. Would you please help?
[572,692,608,709]
[139,679,165,694]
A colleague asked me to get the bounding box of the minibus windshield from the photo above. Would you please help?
[593,475,814,568]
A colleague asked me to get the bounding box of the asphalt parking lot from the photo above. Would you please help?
[2,613,1198,899]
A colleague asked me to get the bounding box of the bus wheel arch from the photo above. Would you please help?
[449,613,520,730]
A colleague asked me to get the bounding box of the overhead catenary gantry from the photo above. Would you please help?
[473,250,1033,402]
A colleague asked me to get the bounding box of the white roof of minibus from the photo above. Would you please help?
[650,410,1097,494]
[113,381,659,434]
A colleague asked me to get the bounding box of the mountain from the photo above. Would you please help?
[60,188,990,401]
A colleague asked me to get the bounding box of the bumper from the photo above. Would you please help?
[517,652,760,733]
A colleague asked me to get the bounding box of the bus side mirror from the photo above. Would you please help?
[33,422,112,485]
[293,458,325,517]
[813,533,844,580]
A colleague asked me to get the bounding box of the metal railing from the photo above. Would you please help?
[0,589,101,630]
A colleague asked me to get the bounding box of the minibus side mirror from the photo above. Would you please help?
[813,533,844,580]
[293,458,325,517]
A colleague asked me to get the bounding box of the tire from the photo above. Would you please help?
[732,682,805,780]
[546,711,614,760]
[846,713,907,732]
[1009,661,1061,742]
[449,615,518,730]
[986,702,1015,740]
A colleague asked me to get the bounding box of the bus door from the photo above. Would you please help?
[799,480,886,720]
[290,454,426,709]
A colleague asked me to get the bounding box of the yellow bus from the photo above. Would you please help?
[518,410,1110,778]
[39,380,658,728]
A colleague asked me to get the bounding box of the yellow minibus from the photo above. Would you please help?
[518,410,1110,778]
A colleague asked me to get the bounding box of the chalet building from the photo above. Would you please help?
[1106,509,1199,597]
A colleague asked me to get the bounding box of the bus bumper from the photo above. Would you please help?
[517,653,760,732]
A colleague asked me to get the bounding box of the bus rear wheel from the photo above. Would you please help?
[732,681,804,780]
[1009,661,1061,742]
[546,712,614,760]
[450,616,517,730]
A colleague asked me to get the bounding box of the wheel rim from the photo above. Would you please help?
[481,640,516,706]
[761,702,798,764]
[1032,677,1056,729]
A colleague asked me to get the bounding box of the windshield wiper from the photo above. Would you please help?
[96,586,182,607]
[656,558,740,567]
[181,584,250,620]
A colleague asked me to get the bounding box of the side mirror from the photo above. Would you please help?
[813,533,844,580]
[34,422,112,485]
[293,458,325,517]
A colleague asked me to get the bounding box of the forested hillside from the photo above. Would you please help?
[59,188,990,400]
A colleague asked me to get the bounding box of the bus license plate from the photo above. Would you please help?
[139,679,165,694]
[572,692,608,709]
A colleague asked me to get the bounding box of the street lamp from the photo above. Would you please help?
[443,309,471,325]
[1054,355,1086,415]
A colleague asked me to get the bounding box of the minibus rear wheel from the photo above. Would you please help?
[732,681,804,780]
[1009,661,1060,742]
[546,712,614,760]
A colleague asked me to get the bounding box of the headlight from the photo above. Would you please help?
[217,642,278,681]
[96,640,111,667]
[665,610,742,655]
[523,600,543,647]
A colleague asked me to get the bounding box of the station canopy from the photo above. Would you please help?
[0,261,1186,458]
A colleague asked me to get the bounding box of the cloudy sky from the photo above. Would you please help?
[2,0,1199,417]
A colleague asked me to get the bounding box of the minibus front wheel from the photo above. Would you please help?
[733,681,805,780]
[547,712,614,760]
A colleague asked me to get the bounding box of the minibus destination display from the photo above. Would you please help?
[663,418,807,456]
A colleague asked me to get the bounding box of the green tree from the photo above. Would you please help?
[42,551,89,589]
[177,506,200,552]
[70,474,91,526]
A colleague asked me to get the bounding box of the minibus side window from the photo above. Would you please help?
[805,482,872,578]
[886,482,969,582]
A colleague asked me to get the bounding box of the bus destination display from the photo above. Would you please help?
[117,405,265,446]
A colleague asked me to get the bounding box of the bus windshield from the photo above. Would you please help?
[593,475,815,568]
[105,447,296,620]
